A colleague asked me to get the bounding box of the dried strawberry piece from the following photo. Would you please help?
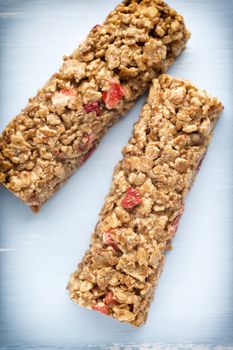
[169,216,180,235]
[52,88,76,106]
[179,203,185,215]
[102,80,124,109]
[79,133,93,151]
[195,152,206,172]
[59,88,76,96]
[92,303,109,315]
[79,145,97,166]
[104,291,117,306]
[121,187,142,210]
[83,145,97,162]
[83,101,101,116]
[103,232,121,252]
[92,24,101,32]
[169,203,185,235]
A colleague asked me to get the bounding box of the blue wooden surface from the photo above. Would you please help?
[0,0,233,349]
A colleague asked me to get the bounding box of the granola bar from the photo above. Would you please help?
[67,75,223,326]
[0,0,190,211]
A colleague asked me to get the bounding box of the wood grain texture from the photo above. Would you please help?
[0,0,233,348]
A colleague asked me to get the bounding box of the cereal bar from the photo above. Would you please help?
[0,0,190,211]
[67,75,223,326]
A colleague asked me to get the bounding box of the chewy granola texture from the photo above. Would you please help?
[67,75,223,326]
[0,0,190,211]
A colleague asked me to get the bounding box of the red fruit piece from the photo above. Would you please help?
[121,187,142,210]
[92,303,109,315]
[92,24,101,32]
[83,101,101,116]
[195,152,206,172]
[60,88,76,96]
[79,142,97,166]
[104,291,117,306]
[169,216,180,235]
[83,145,97,162]
[102,80,124,109]
[179,203,185,216]
[169,203,185,235]
[103,232,121,252]
[52,88,76,107]
[79,133,93,151]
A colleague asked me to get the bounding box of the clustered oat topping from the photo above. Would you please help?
[0,0,190,210]
[67,75,223,326]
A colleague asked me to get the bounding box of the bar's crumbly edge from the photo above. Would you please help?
[67,74,223,326]
[0,0,190,211]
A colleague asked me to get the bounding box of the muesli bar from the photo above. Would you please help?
[0,0,190,211]
[67,75,223,326]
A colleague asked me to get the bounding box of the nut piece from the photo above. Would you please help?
[143,38,167,67]
[112,307,135,322]
[105,44,121,69]
[61,60,86,82]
